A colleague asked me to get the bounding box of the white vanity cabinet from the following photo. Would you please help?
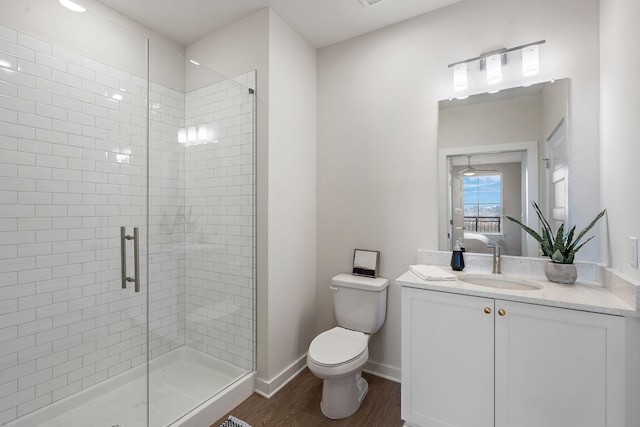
[401,287,626,427]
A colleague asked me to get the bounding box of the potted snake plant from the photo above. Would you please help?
[506,201,606,284]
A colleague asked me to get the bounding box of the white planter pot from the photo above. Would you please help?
[544,262,577,284]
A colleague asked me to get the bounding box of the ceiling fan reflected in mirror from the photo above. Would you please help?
[458,155,498,176]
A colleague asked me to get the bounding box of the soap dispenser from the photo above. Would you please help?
[450,241,465,271]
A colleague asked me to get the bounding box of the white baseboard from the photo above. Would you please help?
[255,354,308,398]
[363,359,401,383]
[255,353,401,399]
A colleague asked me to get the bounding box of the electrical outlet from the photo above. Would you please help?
[630,237,639,268]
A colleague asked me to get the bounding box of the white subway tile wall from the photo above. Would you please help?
[0,24,255,425]
[183,71,256,370]
[0,26,152,424]
[148,80,186,361]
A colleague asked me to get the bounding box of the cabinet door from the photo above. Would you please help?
[494,300,625,427]
[402,288,495,427]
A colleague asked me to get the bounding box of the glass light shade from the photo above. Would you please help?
[486,54,502,84]
[187,126,197,142]
[178,128,186,144]
[522,45,540,77]
[198,124,208,141]
[453,63,468,91]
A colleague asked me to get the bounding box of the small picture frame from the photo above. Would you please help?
[352,249,380,278]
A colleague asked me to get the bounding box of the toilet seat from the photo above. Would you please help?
[309,327,367,367]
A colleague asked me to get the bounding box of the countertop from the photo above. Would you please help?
[397,254,639,317]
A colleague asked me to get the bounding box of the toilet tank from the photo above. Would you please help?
[332,273,389,334]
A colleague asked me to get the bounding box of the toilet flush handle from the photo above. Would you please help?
[329,286,339,292]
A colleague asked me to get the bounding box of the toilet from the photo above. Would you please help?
[307,273,389,419]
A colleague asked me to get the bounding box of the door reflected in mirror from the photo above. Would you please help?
[437,79,570,258]
[451,152,524,256]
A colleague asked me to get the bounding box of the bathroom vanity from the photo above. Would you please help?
[398,251,640,427]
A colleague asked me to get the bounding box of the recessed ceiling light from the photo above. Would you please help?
[59,0,86,12]
[359,0,384,7]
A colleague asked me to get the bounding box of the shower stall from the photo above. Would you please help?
[0,3,256,427]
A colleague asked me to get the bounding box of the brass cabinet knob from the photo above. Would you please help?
[483,307,491,314]
[498,309,506,316]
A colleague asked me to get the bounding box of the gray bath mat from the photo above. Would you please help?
[220,415,252,427]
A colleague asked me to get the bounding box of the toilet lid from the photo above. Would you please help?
[309,327,367,367]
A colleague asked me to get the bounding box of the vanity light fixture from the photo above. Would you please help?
[59,0,86,12]
[448,40,545,91]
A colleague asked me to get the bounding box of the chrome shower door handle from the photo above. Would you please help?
[120,227,127,289]
[120,226,141,293]
[132,227,140,293]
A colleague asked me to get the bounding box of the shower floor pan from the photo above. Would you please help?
[8,347,251,427]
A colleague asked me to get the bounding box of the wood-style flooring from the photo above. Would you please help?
[211,368,403,427]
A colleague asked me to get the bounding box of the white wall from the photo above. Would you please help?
[185,10,269,93]
[600,0,640,282]
[264,10,317,392]
[600,3,640,423]
[317,0,600,377]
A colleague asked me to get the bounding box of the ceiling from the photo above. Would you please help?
[95,0,462,48]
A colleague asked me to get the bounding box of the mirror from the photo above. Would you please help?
[438,79,570,257]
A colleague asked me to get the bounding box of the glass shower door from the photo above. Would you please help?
[0,5,150,425]
[145,40,257,427]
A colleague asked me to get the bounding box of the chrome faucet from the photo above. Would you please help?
[487,243,501,274]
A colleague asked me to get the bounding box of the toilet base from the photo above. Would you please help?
[320,372,369,419]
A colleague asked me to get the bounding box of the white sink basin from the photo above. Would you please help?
[457,274,543,291]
